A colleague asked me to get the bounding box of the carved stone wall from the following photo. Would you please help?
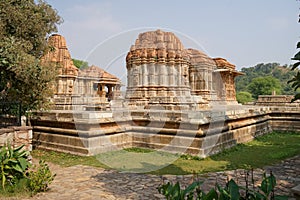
[0,126,32,151]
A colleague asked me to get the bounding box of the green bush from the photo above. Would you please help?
[27,160,56,195]
[0,144,55,196]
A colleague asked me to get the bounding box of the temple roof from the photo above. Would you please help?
[79,65,120,83]
[213,58,236,70]
[183,48,216,66]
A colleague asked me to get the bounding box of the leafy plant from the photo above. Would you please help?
[158,172,288,200]
[0,144,30,189]
[27,159,56,195]
[158,179,203,200]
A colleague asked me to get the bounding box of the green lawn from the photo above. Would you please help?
[32,131,300,175]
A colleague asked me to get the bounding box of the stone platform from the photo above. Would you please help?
[31,105,300,157]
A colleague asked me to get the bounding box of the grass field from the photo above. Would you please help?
[32,131,300,175]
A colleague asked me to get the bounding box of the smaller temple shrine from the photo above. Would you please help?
[41,34,121,110]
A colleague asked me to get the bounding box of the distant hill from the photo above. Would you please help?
[235,63,298,98]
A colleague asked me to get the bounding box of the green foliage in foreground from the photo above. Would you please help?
[0,144,55,197]
[0,144,30,189]
[158,172,288,200]
[32,132,300,175]
[27,160,56,195]
[289,13,300,102]
[289,41,300,102]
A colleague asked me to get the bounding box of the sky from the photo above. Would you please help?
[46,0,300,83]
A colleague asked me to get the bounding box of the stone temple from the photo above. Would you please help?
[125,30,242,110]
[31,30,300,157]
[41,34,121,110]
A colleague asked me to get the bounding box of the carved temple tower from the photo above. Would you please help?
[126,30,198,110]
[125,30,242,109]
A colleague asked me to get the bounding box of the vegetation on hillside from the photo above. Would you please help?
[235,63,298,103]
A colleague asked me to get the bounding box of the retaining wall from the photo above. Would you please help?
[0,126,33,151]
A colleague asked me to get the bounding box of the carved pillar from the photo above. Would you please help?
[169,65,175,86]
[57,79,63,94]
[175,64,181,86]
[138,66,143,86]
[149,63,155,86]
[142,64,148,86]
[100,84,106,98]
[190,70,195,91]
[132,66,139,86]
[127,67,132,87]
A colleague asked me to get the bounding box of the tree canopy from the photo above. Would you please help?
[235,63,298,99]
[247,76,282,99]
[236,91,253,104]
[72,59,89,69]
[0,0,61,114]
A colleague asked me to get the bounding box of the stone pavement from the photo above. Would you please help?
[24,155,299,200]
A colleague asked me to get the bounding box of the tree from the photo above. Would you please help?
[289,36,300,102]
[72,59,89,69]
[247,76,282,99]
[236,91,253,104]
[235,63,297,96]
[288,4,300,102]
[0,0,61,114]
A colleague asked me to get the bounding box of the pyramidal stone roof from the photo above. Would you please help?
[42,34,79,76]
[79,65,120,81]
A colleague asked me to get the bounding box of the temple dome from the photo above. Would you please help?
[130,29,184,51]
